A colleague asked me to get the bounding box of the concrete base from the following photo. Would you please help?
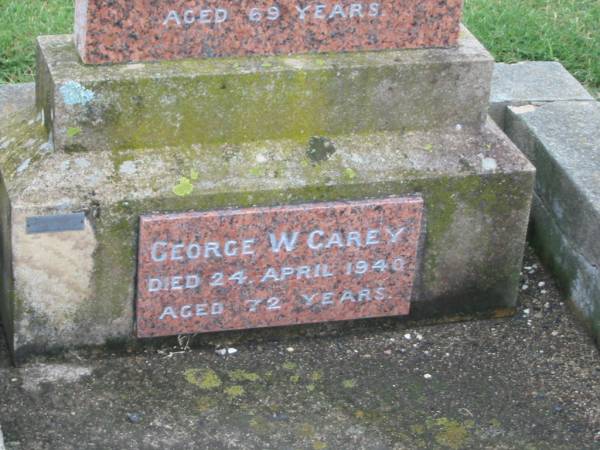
[489,62,593,129]
[0,83,534,362]
[1,249,599,449]
[505,100,600,345]
[36,27,492,153]
[489,61,599,346]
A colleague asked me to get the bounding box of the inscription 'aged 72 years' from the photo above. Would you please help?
[136,198,424,337]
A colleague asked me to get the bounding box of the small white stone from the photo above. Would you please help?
[424,373,432,379]
[39,140,53,154]
[544,302,550,309]
[119,160,137,175]
[16,158,31,174]
[227,348,238,355]
[286,347,294,353]
[523,308,530,316]
[481,157,498,172]
[75,158,91,169]
[256,154,267,163]
[510,104,537,114]
[522,284,529,290]
[215,348,227,356]
[524,266,532,271]
[455,124,463,131]
[541,290,547,294]
[403,333,412,340]
[551,330,559,336]
[416,333,423,341]
[538,281,546,288]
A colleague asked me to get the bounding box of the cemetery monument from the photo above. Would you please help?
[0,0,535,362]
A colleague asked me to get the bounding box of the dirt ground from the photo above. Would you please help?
[0,246,598,450]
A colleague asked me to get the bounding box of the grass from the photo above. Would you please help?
[0,0,599,91]
[464,0,600,92]
[0,0,73,84]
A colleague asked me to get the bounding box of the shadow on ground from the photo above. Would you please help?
[0,246,598,449]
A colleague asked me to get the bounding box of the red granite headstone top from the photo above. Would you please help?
[136,197,424,337]
[75,0,463,64]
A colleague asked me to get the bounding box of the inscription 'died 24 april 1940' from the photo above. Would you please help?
[136,197,424,338]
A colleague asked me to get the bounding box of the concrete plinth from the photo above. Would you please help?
[0,80,534,362]
[36,27,492,153]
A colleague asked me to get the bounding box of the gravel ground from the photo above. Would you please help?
[0,246,598,449]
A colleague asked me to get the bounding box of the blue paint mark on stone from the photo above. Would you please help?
[59,81,95,106]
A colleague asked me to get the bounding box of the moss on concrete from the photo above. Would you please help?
[0,83,535,359]
[37,30,493,152]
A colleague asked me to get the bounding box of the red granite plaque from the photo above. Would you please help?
[136,197,423,337]
[75,0,463,64]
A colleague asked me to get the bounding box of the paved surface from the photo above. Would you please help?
[0,246,598,450]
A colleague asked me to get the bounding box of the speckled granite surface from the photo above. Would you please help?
[136,198,423,337]
[75,0,463,64]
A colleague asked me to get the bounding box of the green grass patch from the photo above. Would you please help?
[0,0,599,91]
[0,0,73,84]
[464,0,600,90]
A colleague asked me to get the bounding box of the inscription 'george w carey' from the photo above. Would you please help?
[136,197,423,338]
[75,0,462,64]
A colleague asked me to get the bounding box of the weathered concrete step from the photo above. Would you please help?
[489,61,600,346]
[505,100,600,344]
[36,27,492,153]
[1,83,533,362]
[489,62,594,129]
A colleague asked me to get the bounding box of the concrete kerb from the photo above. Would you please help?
[490,61,600,345]
[490,62,594,129]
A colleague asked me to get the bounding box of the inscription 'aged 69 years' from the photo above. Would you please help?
[75,0,462,63]
[136,198,424,337]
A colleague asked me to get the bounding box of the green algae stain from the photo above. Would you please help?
[432,418,469,450]
[229,369,260,382]
[343,167,357,181]
[297,422,316,438]
[307,384,316,392]
[189,168,199,181]
[489,418,502,428]
[224,385,245,398]
[312,441,327,450]
[410,424,425,435]
[342,379,357,389]
[184,368,222,390]
[66,127,81,137]
[196,396,217,412]
[248,166,263,177]
[250,417,271,433]
[309,371,322,381]
[173,176,194,196]
[290,375,301,384]
[282,362,297,371]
